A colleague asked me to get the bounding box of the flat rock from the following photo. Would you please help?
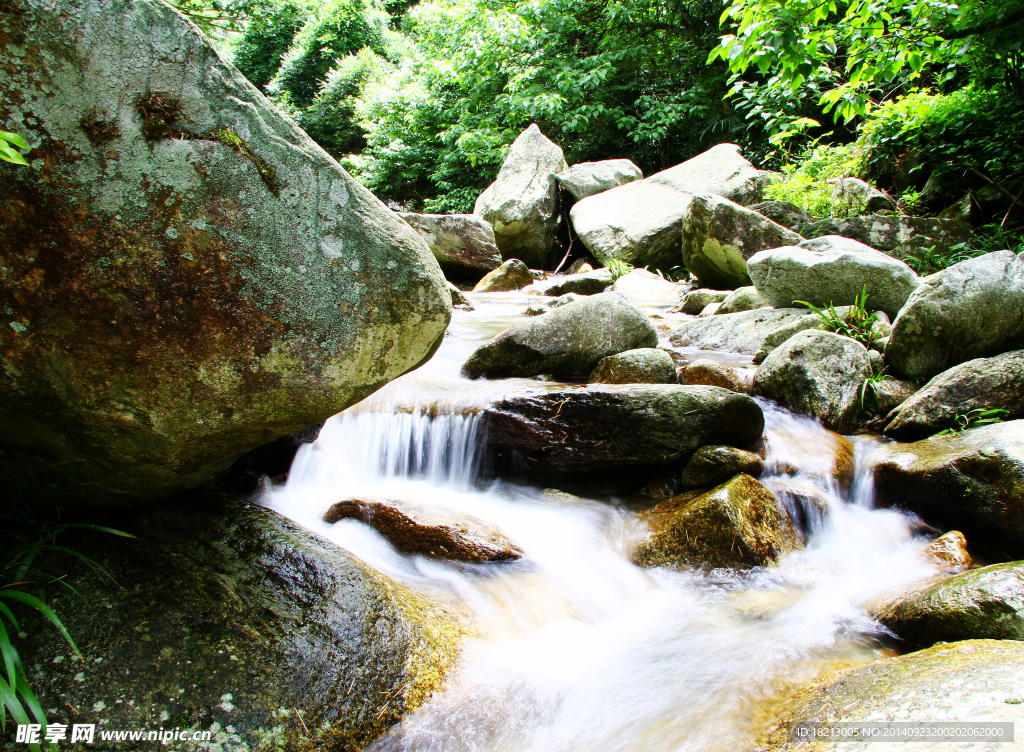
[678,445,764,488]
[679,359,748,392]
[716,286,770,315]
[678,288,730,314]
[555,159,643,200]
[669,307,815,356]
[589,348,678,384]
[800,214,974,261]
[399,212,502,278]
[611,268,686,305]
[472,258,534,292]
[543,268,613,296]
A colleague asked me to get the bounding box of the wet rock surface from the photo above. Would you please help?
[472,258,535,292]
[678,445,765,488]
[922,530,973,571]
[589,348,678,384]
[679,359,749,392]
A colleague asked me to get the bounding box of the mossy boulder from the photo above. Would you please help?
[0,0,451,506]
[398,212,502,279]
[472,258,534,292]
[21,494,463,752]
[589,348,678,384]
[678,445,764,488]
[678,288,730,315]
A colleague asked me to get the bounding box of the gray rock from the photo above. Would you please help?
[570,144,761,270]
[566,257,596,274]
[752,330,872,433]
[0,0,451,506]
[555,159,643,200]
[716,286,770,315]
[678,445,764,488]
[679,359,749,392]
[462,291,657,379]
[747,200,811,233]
[472,258,534,292]
[669,307,816,355]
[682,193,804,289]
[884,350,1024,440]
[826,177,896,213]
[447,281,474,310]
[864,376,918,418]
[474,124,568,267]
[611,268,686,305]
[544,268,613,296]
[800,215,974,261]
[885,250,1024,379]
[549,292,583,308]
[678,288,730,314]
[589,348,678,384]
[747,235,920,319]
[698,302,722,316]
[399,212,502,278]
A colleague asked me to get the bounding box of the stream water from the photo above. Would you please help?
[260,280,943,752]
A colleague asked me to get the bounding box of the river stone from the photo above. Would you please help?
[760,640,1024,751]
[484,384,765,481]
[678,445,764,488]
[716,286,770,315]
[447,281,474,311]
[884,350,1024,440]
[698,302,722,317]
[472,258,534,292]
[679,359,748,393]
[398,212,502,279]
[885,251,1024,379]
[566,257,595,274]
[611,268,686,305]
[751,309,856,364]
[873,420,1024,558]
[324,498,522,563]
[875,562,1024,646]
[863,376,918,418]
[678,288,730,314]
[800,214,974,261]
[826,177,896,213]
[0,0,452,506]
[543,267,613,297]
[20,493,463,751]
[462,291,657,379]
[555,159,643,200]
[923,530,972,571]
[474,124,567,267]
[747,200,811,233]
[589,348,678,384]
[747,235,920,319]
[570,144,762,270]
[670,308,818,356]
[681,193,804,289]
[752,330,872,433]
[634,474,799,569]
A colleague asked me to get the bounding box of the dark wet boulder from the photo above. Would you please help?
[589,348,678,384]
[399,212,502,279]
[678,289,730,315]
[555,159,643,201]
[543,268,613,296]
[0,0,451,506]
[678,445,764,488]
[472,258,534,292]
[863,376,918,419]
[679,359,749,393]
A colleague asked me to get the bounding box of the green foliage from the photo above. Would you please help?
[903,224,1024,273]
[608,259,634,281]
[0,131,28,166]
[796,285,880,347]
[859,368,889,412]
[231,0,307,90]
[764,143,857,216]
[934,408,1010,435]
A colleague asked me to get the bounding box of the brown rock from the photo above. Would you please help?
[678,445,764,489]
[922,530,972,571]
[680,359,748,392]
[473,259,534,292]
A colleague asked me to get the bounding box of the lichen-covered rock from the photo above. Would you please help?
[678,445,764,488]
[484,385,765,480]
[747,200,811,233]
[884,350,1024,440]
[472,258,534,292]
[923,530,972,571]
[399,212,502,278]
[474,124,567,267]
[462,291,657,379]
[570,144,761,270]
[752,330,872,433]
[716,286,770,315]
[747,235,920,319]
[447,281,474,310]
[611,268,686,305]
[678,288,730,315]
[800,214,974,261]
[826,177,896,213]
[752,309,853,364]
[670,307,817,356]
[0,0,451,506]
[589,348,678,384]
[885,251,1024,379]
[873,421,1024,558]
[634,474,799,569]
[682,193,804,289]
[21,494,463,751]
[324,498,522,563]
[544,268,613,296]
[874,562,1024,646]
[759,641,1024,751]
[679,359,748,392]
[555,159,643,200]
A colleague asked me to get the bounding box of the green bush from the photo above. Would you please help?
[764,143,857,217]
[231,0,308,91]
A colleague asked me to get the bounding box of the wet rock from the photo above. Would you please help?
[678,288,730,315]
[885,251,1024,379]
[484,384,765,481]
[826,177,896,213]
[873,421,1024,558]
[863,376,918,418]
[682,193,803,289]
[549,293,583,308]
[462,291,656,379]
[760,429,855,493]
[800,214,974,261]
[207,422,323,496]
[324,498,522,563]
[544,268,613,296]
[589,348,678,384]
[678,445,764,488]
[474,124,567,267]
[0,0,452,506]
[760,640,1024,750]
[447,281,474,310]
[555,159,643,200]
[747,235,920,319]
[875,562,1024,646]
[21,494,463,750]
[399,212,502,279]
[634,474,799,569]
[679,359,748,393]
[611,268,687,305]
[669,308,815,356]
[752,330,873,433]
[923,530,972,571]
[884,350,1024,440]
[716,286,770,315]
[566,257,596,274]
[570,144,762,270]
[747,200,811,233]
[472,258,535,292]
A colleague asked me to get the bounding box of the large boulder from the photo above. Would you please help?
[634,474,799,569]
[884,251,1024,379]
[22,494,463,750]
[0,0,451,506]
[752,330,872,433]
[570,144,761,270]
[759,641,1024,750]
[555,159,643,201]
[874,561,1024,646]
[873,421,1024,558]
[611,268,686,305]
[462,291,657,379]
[474,124,567,268]
[669,307,816,355]
[681,193,803,289]
[398,212,502,279]
[589,348,678,384]
[747,235,920,318]
[884,350,1024,440]
[472,258,534,292]
[800,214,974,261]
[484,385,765,480]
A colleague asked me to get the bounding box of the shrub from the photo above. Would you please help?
[764,143,857,217]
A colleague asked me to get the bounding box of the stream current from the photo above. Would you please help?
[260,282,943,752]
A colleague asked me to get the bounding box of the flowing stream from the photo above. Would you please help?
[260,282,943,752]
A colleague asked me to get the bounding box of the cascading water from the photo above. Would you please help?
[260,283,944,752]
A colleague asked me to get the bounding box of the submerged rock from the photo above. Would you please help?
[679,359,748,393]
[462,291,657,379]
[399,212,502,278]
[669,308,814,355]
[589,348,678,384]
[0,0,452,506]
[472,258,534,292]
[611,268,686,305]
[678,445,764,488]
[555,159,643,201]
[716,286,770,315]
[634,474,799,569]
[678,288,730,315]
[324,498,522,563]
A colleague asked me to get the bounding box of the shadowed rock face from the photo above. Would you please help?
[398,213,502,279]
[0,0,451,506]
